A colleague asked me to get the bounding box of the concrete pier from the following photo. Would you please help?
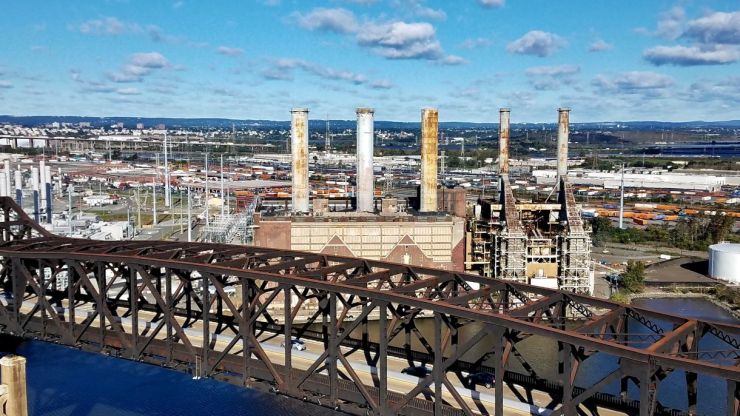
[0,355,28,416]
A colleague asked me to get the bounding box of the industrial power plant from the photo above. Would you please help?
[253,106,593,294]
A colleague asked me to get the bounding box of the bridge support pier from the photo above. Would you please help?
[0,355,28,416]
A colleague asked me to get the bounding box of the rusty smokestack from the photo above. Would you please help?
[499,108,510,175]
[356,108,374,212]
[557,107,570,178]
[291,108,309,213]
[420,108,438,213]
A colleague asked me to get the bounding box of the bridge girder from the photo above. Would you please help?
[0,197,738,416]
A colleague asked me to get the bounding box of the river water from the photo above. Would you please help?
[4,298,737,415]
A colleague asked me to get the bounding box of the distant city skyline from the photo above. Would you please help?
[0,0,738,123]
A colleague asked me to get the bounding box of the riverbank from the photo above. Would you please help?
[626,289,740,320]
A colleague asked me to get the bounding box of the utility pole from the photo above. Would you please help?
[152,176,157,226]
[187,185,192,242]
[68,186,73,235]
[136,187,141,232]
[220,154,225,217]
[619,163,625,229]
[205,152,209,228]
[164,130,171,207]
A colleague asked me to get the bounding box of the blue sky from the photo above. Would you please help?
[0,0,738,122]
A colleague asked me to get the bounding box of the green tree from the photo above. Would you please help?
[621,261,645,293]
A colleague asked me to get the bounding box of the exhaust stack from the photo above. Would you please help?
[3,160,10,197]
[420,108,439,213]
[499,108,510,175]
[356,108,374,212]
[45,165,52,223]
[31,167,39,223]
[14,170,22,205]
[557,107,570,178]
[291,108,310,213]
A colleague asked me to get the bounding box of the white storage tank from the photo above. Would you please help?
[708,243,740,284]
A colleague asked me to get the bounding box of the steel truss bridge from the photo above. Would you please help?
[0,196,737,416]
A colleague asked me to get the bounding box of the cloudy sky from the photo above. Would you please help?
[1,0,739,122]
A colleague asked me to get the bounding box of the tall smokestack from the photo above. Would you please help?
[420,108,439,213]
[356,108,374,212]
[557,107,570,178]
[14,170,22,205]
[291,108,309,213]
[39,160,46,213]
[31,167,39,223]
[499,108,510,175]
[3,160,10,197]
[0,172,6,197]
[45,165,52,224]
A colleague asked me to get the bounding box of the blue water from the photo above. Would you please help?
[12,342,335,416]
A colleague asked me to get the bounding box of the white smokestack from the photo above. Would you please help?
[356,108,375,212]
[14,170,22,205]
[420,108,439,213]
[557,107,570,178]
[31,167,39,222]
[39,160,46,208]
[499,108,510,175]
[0,172,7,197]
[3,160,10,197]
[291,108,310,213]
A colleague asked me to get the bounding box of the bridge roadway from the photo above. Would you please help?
[0,196,738,415]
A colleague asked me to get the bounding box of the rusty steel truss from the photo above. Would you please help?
[0,196,738,415]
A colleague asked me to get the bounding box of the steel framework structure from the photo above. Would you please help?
[0,196,737,416]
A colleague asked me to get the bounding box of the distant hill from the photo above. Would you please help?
[0,115,738,130]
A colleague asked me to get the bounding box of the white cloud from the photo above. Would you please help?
[263,58,395,90]
[655,6,685,40]
[684,11,740,45]
[116,87,141,95]
[506,30,566,57]
[291,8,459,63]
[370,79,394,89]
[439,55,468,65]
[108,52,170,83]
[0,80,13,89]
[216,46,245,57]
[358,21,443,59]
[76,17,127,35]
[460,37,492,49]
[592,71,674,97]
[293,8,358,34]
[685,76,740,105]
[644,44,739,66]
[525,64,580,77]
[588,39,612,52]
[526,65,580,91]
[393,0,447,21]
[478,0,504,9]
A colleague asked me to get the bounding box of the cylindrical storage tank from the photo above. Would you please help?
[557,107,570,178]
[420,108,438,213]
[290,108,309,213]
[708,243,740,284]
[356,108,374,212]
[498,108,510,175]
